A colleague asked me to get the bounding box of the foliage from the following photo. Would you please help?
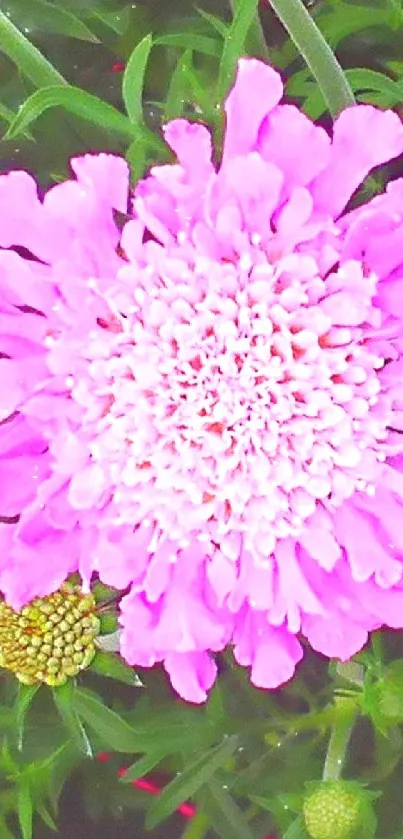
[1,0,403,838]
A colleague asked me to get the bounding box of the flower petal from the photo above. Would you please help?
[311,105,403,217]
[222,58,283,163]
[164,651,217,703]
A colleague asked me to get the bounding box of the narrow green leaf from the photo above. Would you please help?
[15,684,40,752]
[230,0,270,60]
[0,101,34,139]
[92,7,131,35]
[269,0,354,117]
[73,687,141,752]
[318,4,395,49]
[196,6,229,37]
[164,49,193,120]
[155,33,221,57]
[5,85,135,141]
[90,651,143,687]
[283,817,310,839]
[36,800,57,833]
[6,0,99,42]
[346,68,403,106]
[121,748,168,784]
[122,34,153,125]
[52,682,93,758]
[125,705,224,754]
[146,735,239,828]
[217,0,260,100]
[17,783,33,839]
[0,101,18,126]
[0,9,66,87]
[126,137,149,182]
[165,52,218,126]
[201,782,256,839]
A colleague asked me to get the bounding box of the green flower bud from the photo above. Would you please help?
[0,583,99,687]
[303,782,373,839]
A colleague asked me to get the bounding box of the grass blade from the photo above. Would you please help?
[146,735,239,828]
[17,783,33,839]
[15,685,40,752]
[155,33,221,57]
[0,9,66,87]
[5,84,135,140]
[201,782,256,839]
[52,683,93,758]
[122,34,153,126]
[6,0,99,42]
[217,0,260,100]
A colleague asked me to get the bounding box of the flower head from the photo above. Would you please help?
[303,782,375,839]
[0,583,99,686]
[2,59,403,701]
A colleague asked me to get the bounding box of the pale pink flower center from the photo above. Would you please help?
[48,239,389,561]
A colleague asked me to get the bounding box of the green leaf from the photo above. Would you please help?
[0,101,18,126]
[318,3,395,49]
[0,9,66,87]
[90,651,144,687]
[269,0,355,117]
[92,581,119,604]
[52,682,93,758]
[146,735,239,828]
[155,33,221,57]
[217,0,260,100]
[206,684,226,728]
[196,6,229,37]
[15,685,40,752]
[17,783,33,839]
[126,705,225,755]
[333,661,364,688]
[5,85,135,141]
[92,7,131,35]
[374,661,403,723]
[122,34,153,126]
[346,68,403,107]
[73,687,141,752]
[164,49,193,120]
[200,782,256,839]
[35,800,57,833]
[5,0,99,42]
[121,748,168,784]
[283,817,310,839]
[98,612,119,636]
[164,51,218,126]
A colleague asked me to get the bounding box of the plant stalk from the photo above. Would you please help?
[268,0,355,116]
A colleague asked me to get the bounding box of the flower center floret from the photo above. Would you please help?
[0,583,100,686]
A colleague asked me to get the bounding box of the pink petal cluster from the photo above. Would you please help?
[2,59,403,702]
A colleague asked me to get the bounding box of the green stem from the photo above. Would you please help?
[322,701,357,781]
[268,0,355,116]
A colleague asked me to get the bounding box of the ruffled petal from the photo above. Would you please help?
[258,104,330,195]
[233,609,303,689]
[164,650,217,703]
[222,58,283,163]
[311,105,403,218]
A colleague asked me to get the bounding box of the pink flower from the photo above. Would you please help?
[2,59,403,702]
